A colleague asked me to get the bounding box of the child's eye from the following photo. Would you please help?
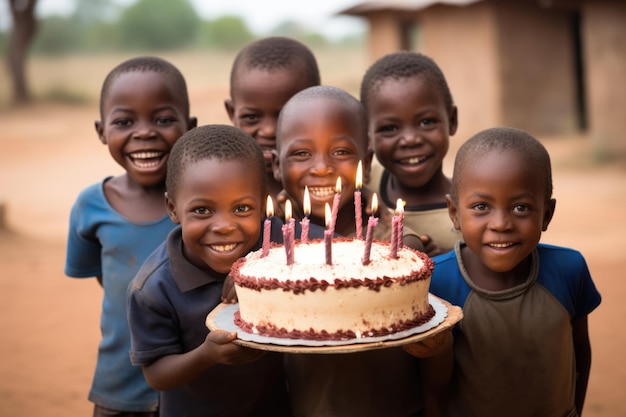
[513,204,530,214]
[419,118,437,128]
[332,148,354,158]
[113,119,132,127]
[290,149,311,160]
[193,207,211,215]
[234,205,251,214]
[471,203,488,212]
[375,124,398,135]
[240,114,260,125]
[156,117,175,126]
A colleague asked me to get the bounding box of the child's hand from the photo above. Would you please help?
[402,329,452,358]
[420,235,446,257]
[221,275,238,304]
[204,330,265,365]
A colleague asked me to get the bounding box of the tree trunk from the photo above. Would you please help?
[7,0,38,105]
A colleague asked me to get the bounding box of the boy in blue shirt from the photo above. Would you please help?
[127,125,293,417]
[430,127,601,416]
[65,56,196,416]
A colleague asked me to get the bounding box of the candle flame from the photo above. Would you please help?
[325,202,332,228]
[371,193,378,215]
[395,198,404,214]
[266,195,274,217]
[335,177,342,193]
[356,161,363,189]
[285,199,292,221]
[303,186,311,216]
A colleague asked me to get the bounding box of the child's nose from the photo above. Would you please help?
[131,121,156,140]
[398,128,422,146]
[310,154,334,176]
[258,119,277,139]
[488,209,513,231]
[211,214,237,233]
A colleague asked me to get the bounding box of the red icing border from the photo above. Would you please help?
[234,304,436,341]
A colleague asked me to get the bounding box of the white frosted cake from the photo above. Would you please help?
[231,238,435,340]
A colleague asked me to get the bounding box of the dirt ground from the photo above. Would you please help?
[1,51,625,416]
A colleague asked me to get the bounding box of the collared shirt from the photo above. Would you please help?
[128,223,292,417]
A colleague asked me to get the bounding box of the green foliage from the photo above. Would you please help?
[198,15,255,50]
[22,0,363,55]
[116,0,201,51]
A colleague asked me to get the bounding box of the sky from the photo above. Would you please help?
[2,0,366,39]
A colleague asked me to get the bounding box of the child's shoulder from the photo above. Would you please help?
[535,243,586,268]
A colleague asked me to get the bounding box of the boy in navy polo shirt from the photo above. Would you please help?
[127,125,292,417]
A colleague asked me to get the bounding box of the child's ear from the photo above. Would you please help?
[224,99,235,122]
[271,150,282,183]
[95,120,106,144]
[165,192,181,224]
[187,117,198,130]
[362,148,375,185]
[448,106,459,136]
[446,194,461,230]
[542,198,557,231]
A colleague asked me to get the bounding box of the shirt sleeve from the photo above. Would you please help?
[64,187,103,278]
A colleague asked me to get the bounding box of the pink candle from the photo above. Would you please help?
[354,161,363,240]
[325,202,332,265]
[261,195,274,257]
[330,177,341,232]
[396,198,404,251]
[284,200,294,265]
[301,186,311,243]
[362,193,378,265]
[390,214,398,259]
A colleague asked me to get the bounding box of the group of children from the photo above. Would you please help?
[65,36,601,417]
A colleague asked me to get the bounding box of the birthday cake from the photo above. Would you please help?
[231,238,435,340]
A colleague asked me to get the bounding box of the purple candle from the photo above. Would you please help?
[354,161,363,240]
[362,193,378,265]
[301,186,311,243]
[330,177,341,232]
[325,202,332,265]
[261,195,274,257]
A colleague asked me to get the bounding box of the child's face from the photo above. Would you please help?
[447,149,555,275]
[166,159,264,274]
[225,67,313,175]
[96,71,195,187]
[367,76,457,188]
[273,98,368,220]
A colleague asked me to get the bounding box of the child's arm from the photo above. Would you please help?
[409,330,454,417]
[572,315,592,415]
[142,330,265,391]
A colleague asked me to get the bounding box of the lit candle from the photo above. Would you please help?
[300,186,311,243]
[396,198,404,250]
[362,193,378,265]
[354,161,363,240]
[283,199,294,265]
[324,202,332,265]
[330,176,341,232]
[261,195,273,257]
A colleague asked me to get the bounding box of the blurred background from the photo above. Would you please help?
[0,1,624,416]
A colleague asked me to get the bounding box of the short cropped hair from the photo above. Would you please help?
[229,36,321,97]
[166,125,266,201]
[451,127,553,201]
[276,85,368,151]
[360,51,454,112]
[100,56,190,118]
